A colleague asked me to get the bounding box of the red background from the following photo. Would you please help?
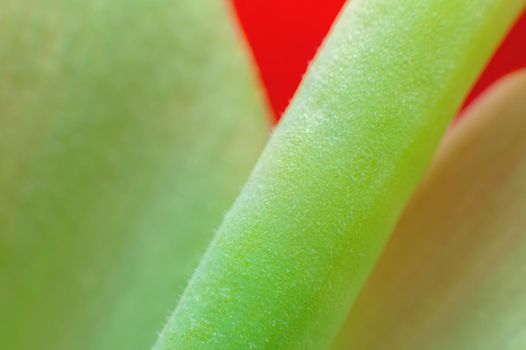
[233,1,526,122]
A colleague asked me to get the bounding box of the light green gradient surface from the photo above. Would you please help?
[0,1,268,349]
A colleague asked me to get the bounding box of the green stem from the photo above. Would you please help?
[154,0,525,349]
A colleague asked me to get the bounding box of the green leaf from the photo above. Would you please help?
[333,70,526,350]
[0,1,268,349]
[153,1,525,349]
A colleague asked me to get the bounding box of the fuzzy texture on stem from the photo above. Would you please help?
[154,0,526,349]
[333,70,526,350]
[0,1,267,349]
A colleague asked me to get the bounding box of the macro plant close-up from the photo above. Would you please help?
[1,1,526,349]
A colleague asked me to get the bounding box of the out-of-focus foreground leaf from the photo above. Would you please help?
[332,70,526,349]
[153,1,525,349]
[0,1,268,349]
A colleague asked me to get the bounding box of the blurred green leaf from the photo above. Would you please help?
[0,1,268,349]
